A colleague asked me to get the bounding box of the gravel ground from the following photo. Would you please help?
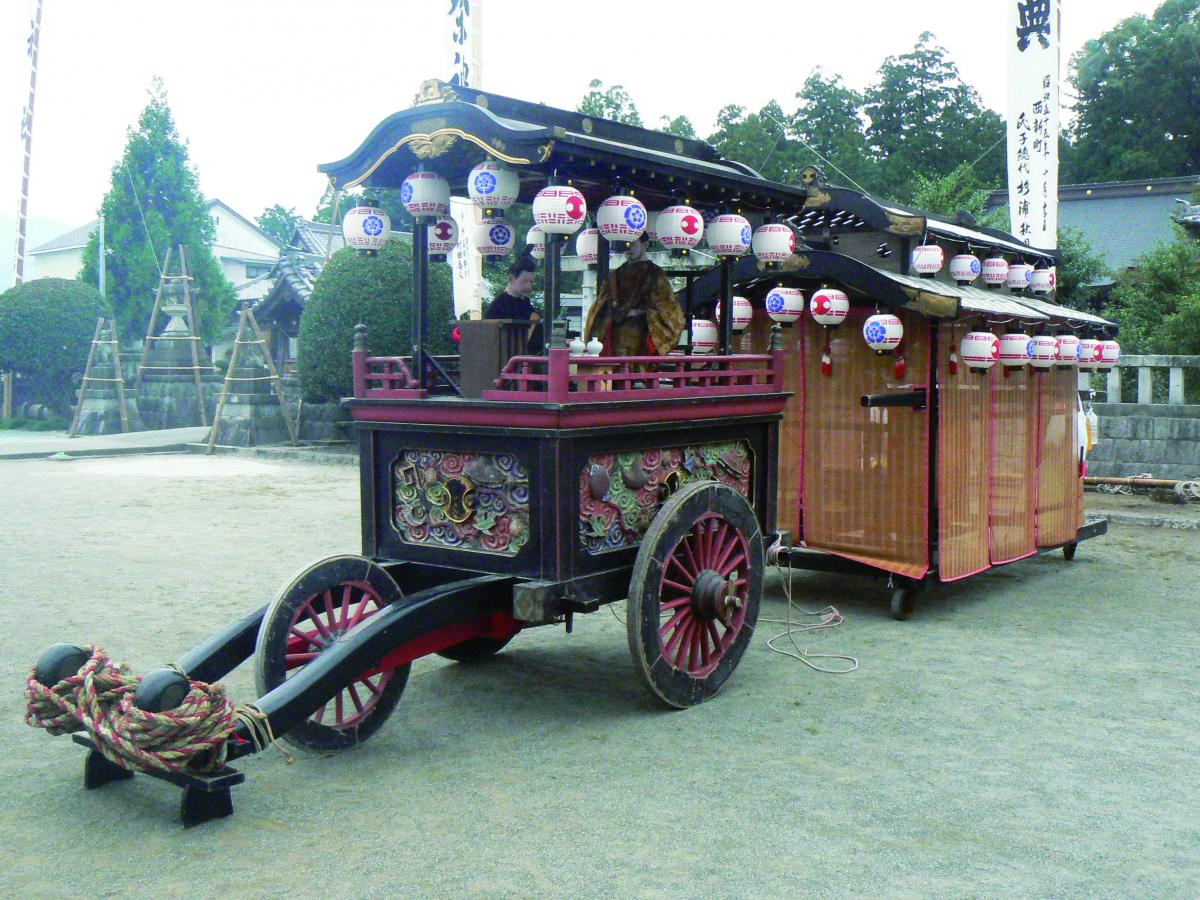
[2,454,1198,897]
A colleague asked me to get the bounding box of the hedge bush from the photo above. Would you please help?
[0,278,109,409]
[297,239,455,402]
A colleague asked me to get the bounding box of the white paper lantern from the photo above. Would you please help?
[690,319,719,354]
[706,214,752,256]
[1030,334,1059,368]
[949,254,982,284]
[1099,339,1121,370]
[715,296,753,332]
[1077,338,1104,370]
[473,217,514,258]
[998,332,1033,367]
[863,313,903,352]
[525,225,545,260]
[983,256,1010,286]
[427,216,458,262]
[597,195,647,243]
[467,161,519,212]
[573,227,599,265]
[1006,263,1033,291]
[657,205,704,250]
[1055,334,1080,366]
[809,288,850,326]
[959,331,1000,371]
[400,171,450,217]
[911,244,945,275]
[1031,267,1056,293]
[752,224,795,265]
[764,287,804,325]
[532,185,587,234]
[342,204,391,254]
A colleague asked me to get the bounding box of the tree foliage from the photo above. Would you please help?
[791,71,878,193]
[79,79,234,342]
[1104,227,1200,353]
[313,185,414,235]
[659,114,697,139]
[707,101,801,183]
[256,204,301,245]
[577,79,643,126]
[1055,227,1112,311]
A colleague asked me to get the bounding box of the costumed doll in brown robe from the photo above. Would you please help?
[583,232,685,357]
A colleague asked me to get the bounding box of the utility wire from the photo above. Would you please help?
[761,110,872,196]
[124,164,160,273]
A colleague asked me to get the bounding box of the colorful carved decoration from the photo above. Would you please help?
[393,450,530,555]
[579,441,752,554]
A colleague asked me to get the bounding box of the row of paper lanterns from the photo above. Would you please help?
[958,331,1120,371]
[912,244,1055,293]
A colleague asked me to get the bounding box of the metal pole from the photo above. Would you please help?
[544,233,561,336]
[412,218,429,389]
[719,256,734,355]
[13,0,44,285]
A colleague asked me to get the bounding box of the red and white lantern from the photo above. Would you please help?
[427,216,458,262]
[715,296,753,332]
[1099,339,1121,370]
[400,171,450,217]
[983,256,1010,286]
[342,203,391,255]
[690,319,719,354]
[863,313,903,352]
[573,227,599,265]
[998,332,1033,367]
[657,205,704,251]
[597,195,648,243]
[809,288,849,327]
[467,161,519,213]
[752,224,795,266]
[1006,263,1033,291]
[959,331,1000,372]
[1031,267,1056,293]
[911,244,945,275]
[764,286,804,325]
[473,217,514,258]
[949,254,982,284]
[706,214,752,257]
[1077,338,1104,370]
[1055,334,1080,366]
[526,225,545,260]
[532,185,587,234]
[1030,334,1059,369]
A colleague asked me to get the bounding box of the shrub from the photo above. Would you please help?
[0,278,109,409]
[297,239,455,402]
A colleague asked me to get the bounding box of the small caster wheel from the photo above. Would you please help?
[33,643,90,687]
[890,587,916,621]
[135,668,192,712]
[1062,542,1077,561]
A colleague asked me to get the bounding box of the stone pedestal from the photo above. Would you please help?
[73,341,143,435]
[137,330,214,430]
[209,363,291,447]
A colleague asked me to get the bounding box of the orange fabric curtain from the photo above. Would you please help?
[1035,365,1080,547]
[989,363,1038,564]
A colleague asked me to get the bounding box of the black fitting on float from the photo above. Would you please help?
[134,667,192,712]
[33,643,90,687]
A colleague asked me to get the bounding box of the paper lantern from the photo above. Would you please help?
[752,224,795,266]
[427,216,458,262]
[911,244,944,275]
[1055,334,1079,366]
[764,287,804,325]
[998,332,1033,367]
[715,296,753,332]
[526,225,545,260]
[1099,339,1121,370]
[467,161,519,213]
[949,254,981,284]
[532,186,587,234]
[983,256,1010,286]
[597,195,647,243]
[400,171,450,217]
[706,214,752,257]
[809,288,849,327]
[1006,263,1033,291]
[959,331,1000,371]
[473,217,514,258]
[863,313,903,352]
[657,205,704,251]
[1031,267,1056,293]
[1077,338,1104,370]
[342,203,390,255]
[1030,334,1059,369]
[573,227,599,265]
[690,319,719,354]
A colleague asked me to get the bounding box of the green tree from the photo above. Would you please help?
[1055,227,1111,311]
[707,101,803,184]
[256,204,300,245]
[792,71,878,193]
[313,185,413,233]
[1067,0,1200,182]
[79,79,234,342]
[577,79,643,126]
[1104,227,1200,353]
[659,114,697,139]
[904,162,992,218]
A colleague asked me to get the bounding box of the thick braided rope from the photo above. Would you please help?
[24,647,135,735]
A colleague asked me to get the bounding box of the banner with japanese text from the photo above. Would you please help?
[1007,0,1059,249]
[447,0,485,317]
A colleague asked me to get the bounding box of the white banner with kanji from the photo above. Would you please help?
[447,0,485,317]
[1006,0,1059,249]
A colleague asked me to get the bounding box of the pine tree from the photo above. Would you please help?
[80,79,234,341]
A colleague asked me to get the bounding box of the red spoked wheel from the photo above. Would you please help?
[627,481,763,708]
[255,555,410,752]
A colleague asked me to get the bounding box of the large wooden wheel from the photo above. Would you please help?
[255,555,410,752]
[626,481,764,708]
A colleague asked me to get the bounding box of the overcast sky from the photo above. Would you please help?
[1,0,1165,235]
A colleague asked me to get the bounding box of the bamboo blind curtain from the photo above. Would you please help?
[1035,366,1081,547]
[988,361,1039,564]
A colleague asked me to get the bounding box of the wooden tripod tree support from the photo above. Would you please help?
[136,245,209,426]
[206,307,298,454]
[69,317,131,437]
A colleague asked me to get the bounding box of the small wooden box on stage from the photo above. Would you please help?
[457,318,533,398]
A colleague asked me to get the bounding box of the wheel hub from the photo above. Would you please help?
[691,569,741,622]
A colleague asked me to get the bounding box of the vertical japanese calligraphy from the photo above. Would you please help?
[1007,0,1059,249]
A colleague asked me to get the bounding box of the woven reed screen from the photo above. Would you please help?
[801,311,929,579]
[989,362,1038,564]
[1035,365,1080,547]
[936,320,993,581]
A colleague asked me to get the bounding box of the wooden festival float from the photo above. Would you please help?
[24,80,1115,825]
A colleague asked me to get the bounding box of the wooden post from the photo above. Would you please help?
[110,317,131,432]
[177,246,209,427]
[136,245,173,391]
[1,371,11,420]
[68,318,104,437]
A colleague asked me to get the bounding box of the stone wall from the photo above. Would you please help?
[1089,402,1200,480]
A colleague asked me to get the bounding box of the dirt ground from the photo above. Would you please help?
[2,453,1198,897]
